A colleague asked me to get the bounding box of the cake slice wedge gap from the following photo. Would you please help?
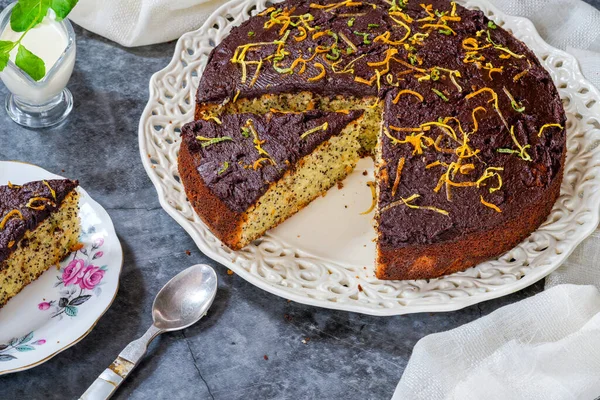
[179,109,365,249]
[0,179,80,308]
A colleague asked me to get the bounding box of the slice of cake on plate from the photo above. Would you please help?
[0,179,80,308]
[179,109,364,249]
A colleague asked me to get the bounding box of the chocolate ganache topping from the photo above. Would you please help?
[0,179,79,265]
[181,110,363,212]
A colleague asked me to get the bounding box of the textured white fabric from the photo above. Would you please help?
[393,285,600,400]
[69,0,224,47]
[394,1,600,399]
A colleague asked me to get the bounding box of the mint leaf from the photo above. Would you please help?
[0,53,9,71]
[15,44,45,81]
[10,0,50,32]
[50,0,78,21]
[0,40,14,53]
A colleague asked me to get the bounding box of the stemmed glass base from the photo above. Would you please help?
[5,88,73,128]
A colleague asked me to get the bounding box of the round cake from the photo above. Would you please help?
[179,0,566,280]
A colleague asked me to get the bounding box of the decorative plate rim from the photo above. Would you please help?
[138,0,600,316]
[0,160,123,374]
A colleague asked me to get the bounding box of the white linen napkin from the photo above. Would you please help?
[394,1,600,398]
[69,0,225,47]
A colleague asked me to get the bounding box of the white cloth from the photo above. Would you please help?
[394,1,600,399]
[69,0,225,47]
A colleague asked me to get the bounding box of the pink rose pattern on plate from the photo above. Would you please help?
[39,237,108,320]
[0,332,46,362]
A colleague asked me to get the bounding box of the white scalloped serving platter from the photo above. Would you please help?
[138,0,600,316]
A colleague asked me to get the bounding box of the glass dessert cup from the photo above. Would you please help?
[0,3,76,128]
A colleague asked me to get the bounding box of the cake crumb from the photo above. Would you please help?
[284,314,293,322]
[227,269,234,275]
[185,250,191,256]
[358,284,363,292]
[301,337,310,344]
[362,170,368,176]
[264,355,269,361]
[337,181,344,190]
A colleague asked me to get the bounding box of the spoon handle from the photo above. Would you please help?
[79,325,163,400]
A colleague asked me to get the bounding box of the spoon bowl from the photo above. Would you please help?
[152,264,218,331]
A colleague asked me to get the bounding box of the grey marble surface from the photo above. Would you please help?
[0,0,599,399]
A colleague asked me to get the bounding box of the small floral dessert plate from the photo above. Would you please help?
[0,161,122,375]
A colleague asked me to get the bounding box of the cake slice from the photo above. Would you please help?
[0,179,80,308]
[179,110,364,249]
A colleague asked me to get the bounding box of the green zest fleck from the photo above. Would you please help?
[511,101,525,113]
[439,29,452,35]
[248,31,255,37]
[368,23,380,29]
[353,31,371,45]
[217,161,229,175]
[300,122,328,140]
[347,17,355,27]
[326,46,341,61]
[497,148,516,154]
[196,136,233,147]
[241,127,250,138]
[486,30,499,46]
[346,47,354,54]
[496,126,532,161]
[408,54,417,65]
[431,88,449,102]
[389,0,406,12]
[430,68,440,81]
[434,9,447,17]
[488,21,497,29]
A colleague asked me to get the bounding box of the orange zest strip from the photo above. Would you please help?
[421,24,457,35]
[26,197,55,210]
[388,16,412,41]
[392,89,424,104]
[384,127,435,155]
[420,3,435,17]
[471,106,486,133]
[360,181,377,215]
[401,194,449,216]
[380,193,449,216]
[0,209,23,230]
[252,157,275,170]
[43,180,56,199]
[513,69,529,81]
[459,164,475,174]
[466,87,508,130]
[374,31,407,46]
[391,157,406,198]
[367,48,399,67]
[462,37,491,51]
[258,6,275,16]
[537,123,564,137]
[426,160,443,169]
[480,195,501,212]
[308,63,326,81]
[294,26,308,41]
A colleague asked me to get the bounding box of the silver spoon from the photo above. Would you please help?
[80,264,218,400]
